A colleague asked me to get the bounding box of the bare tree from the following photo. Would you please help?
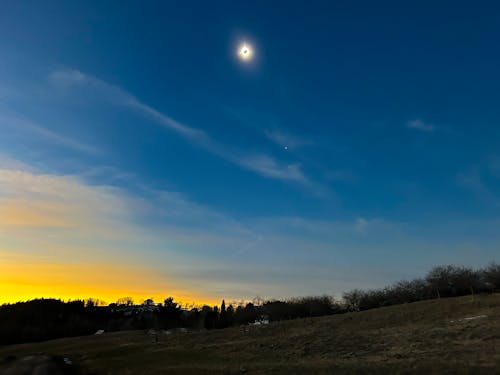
[117,297,134,306]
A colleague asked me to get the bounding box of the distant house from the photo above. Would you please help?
[140,299,160,312]
[251,315,270,325]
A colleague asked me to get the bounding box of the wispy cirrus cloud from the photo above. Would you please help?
[0,154,36,171]
[457,165,500,207]
[456,155,500,207]
[264,129,312,150]
[48,69,319,190]
[406,119,435,132]
[236,154,305,182]
[0,109,100,155]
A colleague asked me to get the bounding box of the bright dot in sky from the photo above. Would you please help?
[238,43,253,61]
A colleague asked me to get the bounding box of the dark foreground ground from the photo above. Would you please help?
[1,294,499,374]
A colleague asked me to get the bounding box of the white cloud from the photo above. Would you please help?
[0,110,100,155]
[237,154,306,182]
[354,217,368,233]
[406,119,435,132]
[0,154,36,171]
[264,129,312,150]
[0,168,129,229]
[457,167,500,207]
[48,69,317,190]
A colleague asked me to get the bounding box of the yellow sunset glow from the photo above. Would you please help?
[0,255,217,306]
[0,166,220,307]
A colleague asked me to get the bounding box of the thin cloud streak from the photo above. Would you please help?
[406,119,435,132]
[0,110,100,155]
[264,129,312,150]
[457,167,500,207]
[48,69,320,190]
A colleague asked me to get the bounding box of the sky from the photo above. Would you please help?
[1,1,500,305]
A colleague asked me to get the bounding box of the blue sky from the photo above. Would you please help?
[1,1,499,303]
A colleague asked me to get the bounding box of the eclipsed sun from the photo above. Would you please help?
[237,43,253,61]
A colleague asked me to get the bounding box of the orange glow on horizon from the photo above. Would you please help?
[0,167,222,308]
[0,255,220,307]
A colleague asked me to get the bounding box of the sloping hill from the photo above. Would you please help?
[1,294,499,374]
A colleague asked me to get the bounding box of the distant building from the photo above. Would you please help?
[251,315,270,325]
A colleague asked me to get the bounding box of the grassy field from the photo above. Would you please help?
[1,294,499,374]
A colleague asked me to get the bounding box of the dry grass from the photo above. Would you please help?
[1,294,499,374]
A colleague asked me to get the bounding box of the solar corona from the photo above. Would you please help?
[238,43,253,61]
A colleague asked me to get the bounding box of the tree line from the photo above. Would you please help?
[343,262,500,311]
[0,262,499,345]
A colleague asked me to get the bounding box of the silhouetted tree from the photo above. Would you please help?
[219,300,228,328]
[117,297,134,306]
[483,262,500,292]
[426,265,481,298]
[226,304,235,326]
[162,297,182,328]
[343,289,365,311]
[201,306,218,329]
[426,265,455,298]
